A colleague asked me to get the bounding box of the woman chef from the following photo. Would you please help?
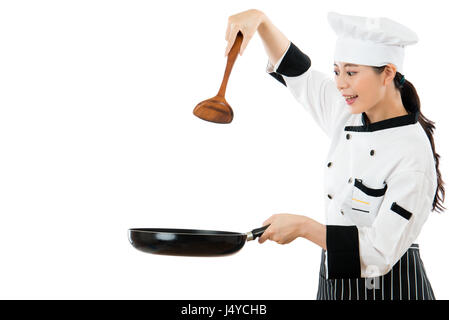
[224,10,446,300]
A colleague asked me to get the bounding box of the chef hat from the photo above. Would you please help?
[327,11,419,73]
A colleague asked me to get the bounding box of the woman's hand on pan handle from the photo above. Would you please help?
[258,214,305,245]
[258,214,327,250]
[224,9,290,67]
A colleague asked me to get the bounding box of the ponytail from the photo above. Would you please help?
[373,66,446,213]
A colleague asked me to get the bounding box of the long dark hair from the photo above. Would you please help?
[371,66,446,213]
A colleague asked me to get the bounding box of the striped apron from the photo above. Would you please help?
[316,244,435,300]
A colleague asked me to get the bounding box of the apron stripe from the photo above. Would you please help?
[341,279,344,300]
[408,250,416,300]
[334,279,337,299]
[349,279,352,300]
[316,244,435,300]
[381,273,384,300]
[419,251,426,299]
[413,250,418,300]
[399,258,402,299]
[407,251,410,299]
[391,263,394,299]
[384,264,391,300]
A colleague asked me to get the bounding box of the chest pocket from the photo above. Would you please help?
[348,178,388,226]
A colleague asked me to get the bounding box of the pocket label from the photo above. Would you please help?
[347,178,388,226]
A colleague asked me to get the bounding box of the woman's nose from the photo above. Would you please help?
[336,78,349,91]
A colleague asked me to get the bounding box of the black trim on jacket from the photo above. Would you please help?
[326,225,361,279]
[269,72,287,86]
[390,202,413,220]
[354,179,388,197]
[268,42,311,87]
[344,110,420,132]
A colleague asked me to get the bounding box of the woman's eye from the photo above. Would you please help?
[334,70,356,76]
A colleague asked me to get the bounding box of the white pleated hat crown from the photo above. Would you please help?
[327,11,419,73]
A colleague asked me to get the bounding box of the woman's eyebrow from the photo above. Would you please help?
[333,63,360,68]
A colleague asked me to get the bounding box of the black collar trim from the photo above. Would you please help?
[344,111,420,132]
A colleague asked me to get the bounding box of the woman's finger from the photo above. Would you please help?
[258,225,272,244]
[258,232,268,244]
[262,214,276,227]
[224,27,239,57]
[239,32,252,56]
[225,21,231,41]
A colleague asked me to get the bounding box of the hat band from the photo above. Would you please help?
[334,37,405,73]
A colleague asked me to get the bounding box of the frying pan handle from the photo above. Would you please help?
[246,224,270,241]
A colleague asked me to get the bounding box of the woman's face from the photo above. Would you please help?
[333,62,387,114]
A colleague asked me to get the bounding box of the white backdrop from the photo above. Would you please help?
[1,0,448,300]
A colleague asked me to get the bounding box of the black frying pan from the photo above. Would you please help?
[128,225,270,257]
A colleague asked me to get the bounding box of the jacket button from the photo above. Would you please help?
[346,134,351,140]
[327,162,332,168]
[327,194,333,199]
[340,209,344,215]
[348,178,353,184]
[370,149,375,156]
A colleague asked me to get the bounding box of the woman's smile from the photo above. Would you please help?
[343,94,358,105]
[345,95,358,105]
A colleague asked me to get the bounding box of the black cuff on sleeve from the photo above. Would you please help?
[326,225,361,279]
[277,42,311,76]
[268,72,287,86]
[268,42,312,87]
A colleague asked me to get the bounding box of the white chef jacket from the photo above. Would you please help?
[266,41,438,279]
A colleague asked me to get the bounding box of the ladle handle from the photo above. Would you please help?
[217,31,243,97]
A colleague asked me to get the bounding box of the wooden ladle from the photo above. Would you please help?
[193,31,243,124]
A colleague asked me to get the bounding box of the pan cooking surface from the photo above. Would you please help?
[129,228,243,236]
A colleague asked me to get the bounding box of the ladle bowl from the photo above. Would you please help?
[193,31,243,124]
[193,95,234,124]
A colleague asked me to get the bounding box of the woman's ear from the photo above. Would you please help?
[383,64,397,85]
